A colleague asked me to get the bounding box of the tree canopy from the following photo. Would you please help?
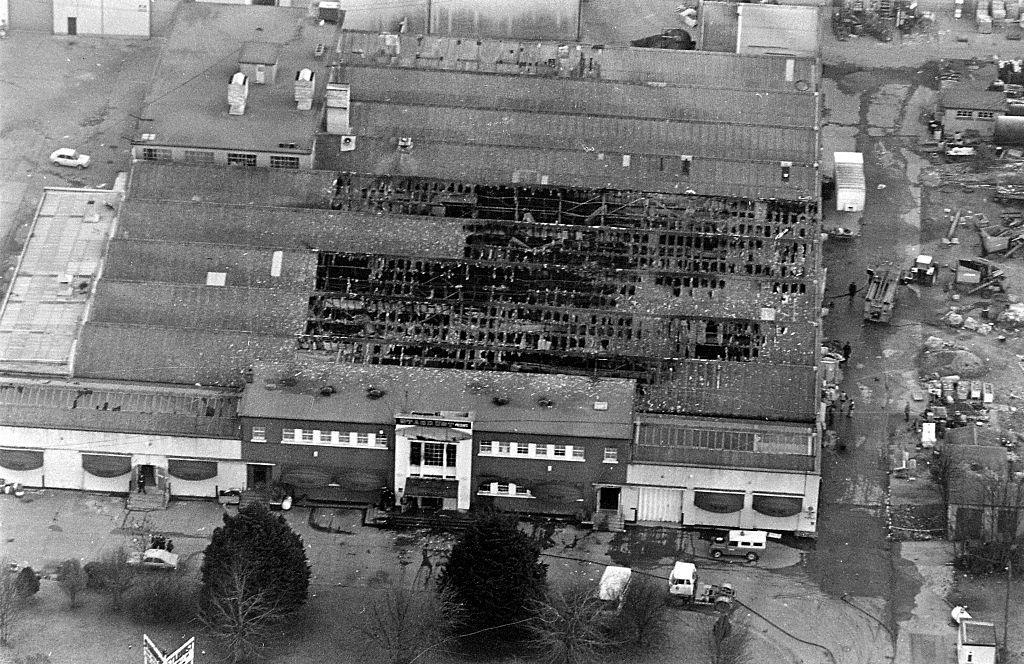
[200,503,310,614]
[438,512,547,638]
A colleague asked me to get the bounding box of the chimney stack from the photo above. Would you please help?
[294,68,315,111]
[228,72,249,115]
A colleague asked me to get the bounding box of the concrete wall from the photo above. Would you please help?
[0,426,242,497]
[941,111,1003,138]
[53,0,150,36]
[9,0,53,30]
[626,463,820,535]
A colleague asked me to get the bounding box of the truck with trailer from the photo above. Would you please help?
[824,152,866,238]
[864,269,900,324]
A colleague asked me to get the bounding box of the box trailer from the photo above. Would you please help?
[834,152,866,213]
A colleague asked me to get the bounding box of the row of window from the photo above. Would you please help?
[254,427,383,447]
[250,429,619,462]
[954,109,996,119]
[477,482,533,497]
[139,148,300,169]
[479,441,618,463]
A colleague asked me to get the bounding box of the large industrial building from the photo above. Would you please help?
[0,11,825,536]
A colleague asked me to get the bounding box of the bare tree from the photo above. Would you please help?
[358,584,463,664]
[929,447,963,508]
[57,559,88,609]
[611,573,668,649]
[199,560,286,664]
[91,547,138,610]
[526,576,615,664]
[706,614,752,664]
[978,468,1024,544]
[0,563,22,646]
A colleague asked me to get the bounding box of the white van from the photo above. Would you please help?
[668,561,697,600]
[597,566,632,612]
[710,530,767,562]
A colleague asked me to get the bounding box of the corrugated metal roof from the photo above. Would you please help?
[238,361,636,439]
[939,88,1007,112]
[127,162,337,207]
[89,281,308,335]
[350,101,817,164]
[102,239,316,290]
[431,0,580,41]
[344,66,817,129]
[117,199,467,258]
[0,377,239,438]
[338,136,817,199]
[337,30,820,90]
[73,323,295,387]
[637,361,818,421]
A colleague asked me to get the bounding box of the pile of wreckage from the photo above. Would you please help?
[975,206,1024,256]
[917,337,996,448]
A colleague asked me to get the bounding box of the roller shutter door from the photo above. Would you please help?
[637,487,682,523]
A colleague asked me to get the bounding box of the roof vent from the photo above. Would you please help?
[593,401,608,411]
[294,68,315,111]
[537,397,554,408]
[320,385,336,397]
[492,395,510,407]
[340,135,356,151]
[228,72,249,116]
[366,387,386,400]
[264,382,278,391]
[397,137,413,152]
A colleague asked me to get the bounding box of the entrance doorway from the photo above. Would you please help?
[138,464,155,488]
[598,487,620,511]
[247,464,272,489]
[67,17,77,35]
[418,496,443,511]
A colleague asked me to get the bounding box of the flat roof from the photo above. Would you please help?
[239,361,636,438]
[939,87,1008,112]
[736,4,820,57]
[135,4,339,154]
[0,188,119,375]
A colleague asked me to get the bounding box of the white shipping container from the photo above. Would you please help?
[834,152,866,212]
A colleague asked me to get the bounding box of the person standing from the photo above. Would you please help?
[904,403,911,422]
[842,342,852,361]
[847,400,856,417]
[848,282,857,299]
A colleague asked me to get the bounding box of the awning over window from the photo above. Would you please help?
[280,466,331,488]
[752,494,803,518]
[81,454,132,478]
[168,458,218,482]
[404,477,459,499]
[693,491,745,514]
[0,448,44,471]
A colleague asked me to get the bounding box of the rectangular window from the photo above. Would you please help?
[514,442,529,455]
[446,444,457,467]
[226,152,257,167]
[603,447,619,463]
[269,155,301,169]
[355,432,370,446]
[302,429,316,444]
[497,441,511,454]
[141,147,172,161]
[515,485,532,497]
[571,447,585,460]
[183,150,215,163]
[497,483,509,494]
[422,442,445,466]
[409,441,421,465]
[955,110,972,118]
[250,426,267,443]
[479,441,493,454]
[553,445,567,457]
[977,111,995,119]
[284,428,301,443]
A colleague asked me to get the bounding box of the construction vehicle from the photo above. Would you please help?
[863,269,900,323]
[904,254,937,285]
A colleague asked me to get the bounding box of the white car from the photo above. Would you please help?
[49,148,91,168]
[127,548,179,570]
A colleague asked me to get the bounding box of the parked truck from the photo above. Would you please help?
[668,561,735,613]
[834,152,866,213]
[864,269,900,324]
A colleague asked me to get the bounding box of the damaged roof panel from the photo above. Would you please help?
[127,162,337,207]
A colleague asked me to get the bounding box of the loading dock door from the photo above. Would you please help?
[637,487,682,523]
[67,17,77,35]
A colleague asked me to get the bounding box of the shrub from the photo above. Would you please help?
[57,559,88,609]
[14,567,40,598]
[124,574,197,626]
